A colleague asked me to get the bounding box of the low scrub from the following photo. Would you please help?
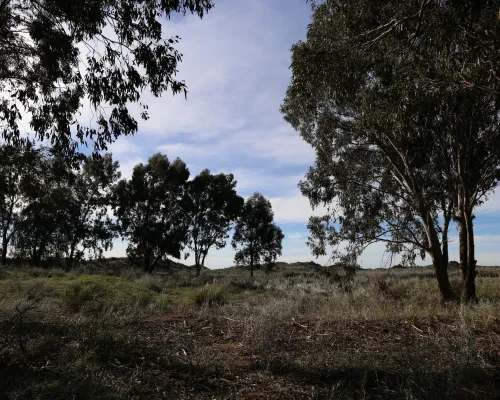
[192,284,229,307]
[64,281,107,313]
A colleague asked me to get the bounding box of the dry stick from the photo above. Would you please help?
[221,316,243,323]
[292,317,308,329]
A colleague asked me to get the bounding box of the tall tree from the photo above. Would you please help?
[0,144,40,265]
[63,154,121,269]
[437,91,500,300]
[0,0,212,157]
[282,0,500,301]
[186,170,243,275]
[12,151,75,266]
[232,193,284,277]
[112,153,190,273]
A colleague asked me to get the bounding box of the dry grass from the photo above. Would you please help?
[0,263,499,399]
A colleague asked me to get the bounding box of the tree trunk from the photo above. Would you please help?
[33,250,41,267]
[442,213,450,268]
[457,217,468,283]
[144,252,152,273]
[67,236,78,271]
[455,193,468,284]
[1,233,8,266]
[195,252,201,276]
[423,213,456,301]
[462,210,477,301]
[250,252,254,278]
[198,252,208,276]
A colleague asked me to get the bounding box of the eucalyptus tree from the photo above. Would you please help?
[0,144,41,265]
[12,150,75,266]
[112,153,190,273]
[0,0,212,158]
[62,154,121,269]
[186,169,243,275]
[436,91,500,299]
[232,193,284,277]
[325,0,500,91]
[282,0,500,300]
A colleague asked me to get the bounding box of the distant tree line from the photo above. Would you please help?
[0,146,284,275]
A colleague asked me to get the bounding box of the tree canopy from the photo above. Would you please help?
[7,149,119,268]
[0,0,213,158]
[112,152,191,273]
[186,169,243,275]
[282,0,500,300]
[232,193,284,277]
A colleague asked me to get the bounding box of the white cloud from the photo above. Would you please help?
[477,189,500,214]
[226,169,304,197]
[270,194,328,223]
[118,157,145,180]
[287,233,304,240]
[108,138,141,157]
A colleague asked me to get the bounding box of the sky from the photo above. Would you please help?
[101,0,500,268]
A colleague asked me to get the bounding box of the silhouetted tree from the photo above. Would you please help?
[112,153,190,273]
[12,151,75,266]
[0,144,41,265]
[186,170,243,275]
[232,193,284,277]
[10,151,119,268]
[63,154,121,269]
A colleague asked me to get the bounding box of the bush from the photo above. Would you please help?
[64,281,107,313]
[193,284,229,307]
[24,280,52,301]
[135,274,164,293]
[28,267,67,278]
[230,279,265,291]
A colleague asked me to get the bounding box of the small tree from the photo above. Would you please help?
[232,193,284,277]
[186,170,243,275]
[112,153,190,273]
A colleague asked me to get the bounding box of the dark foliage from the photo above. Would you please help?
[112,152,191,273]
[186,169,244,275]
[0,0,213,158]
[232,192,284,277]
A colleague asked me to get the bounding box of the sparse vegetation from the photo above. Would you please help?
[1,1,499,398]
[0,262,498,399]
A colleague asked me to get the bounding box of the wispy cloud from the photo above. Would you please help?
[287,233,304,240]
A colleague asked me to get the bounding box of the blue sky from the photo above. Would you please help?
[101,0,500,268]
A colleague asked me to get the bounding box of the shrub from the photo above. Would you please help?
[371,276,391,298]
[29,267,67,278]
[64,281,107,313]
[193,284,229,307]
[230,279,265,291]
[135,274,164,293]
[24,280,52,301]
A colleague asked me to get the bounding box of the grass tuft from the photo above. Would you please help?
[192,284,229,307]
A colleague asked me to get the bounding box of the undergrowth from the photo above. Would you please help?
[0,264,498,399]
